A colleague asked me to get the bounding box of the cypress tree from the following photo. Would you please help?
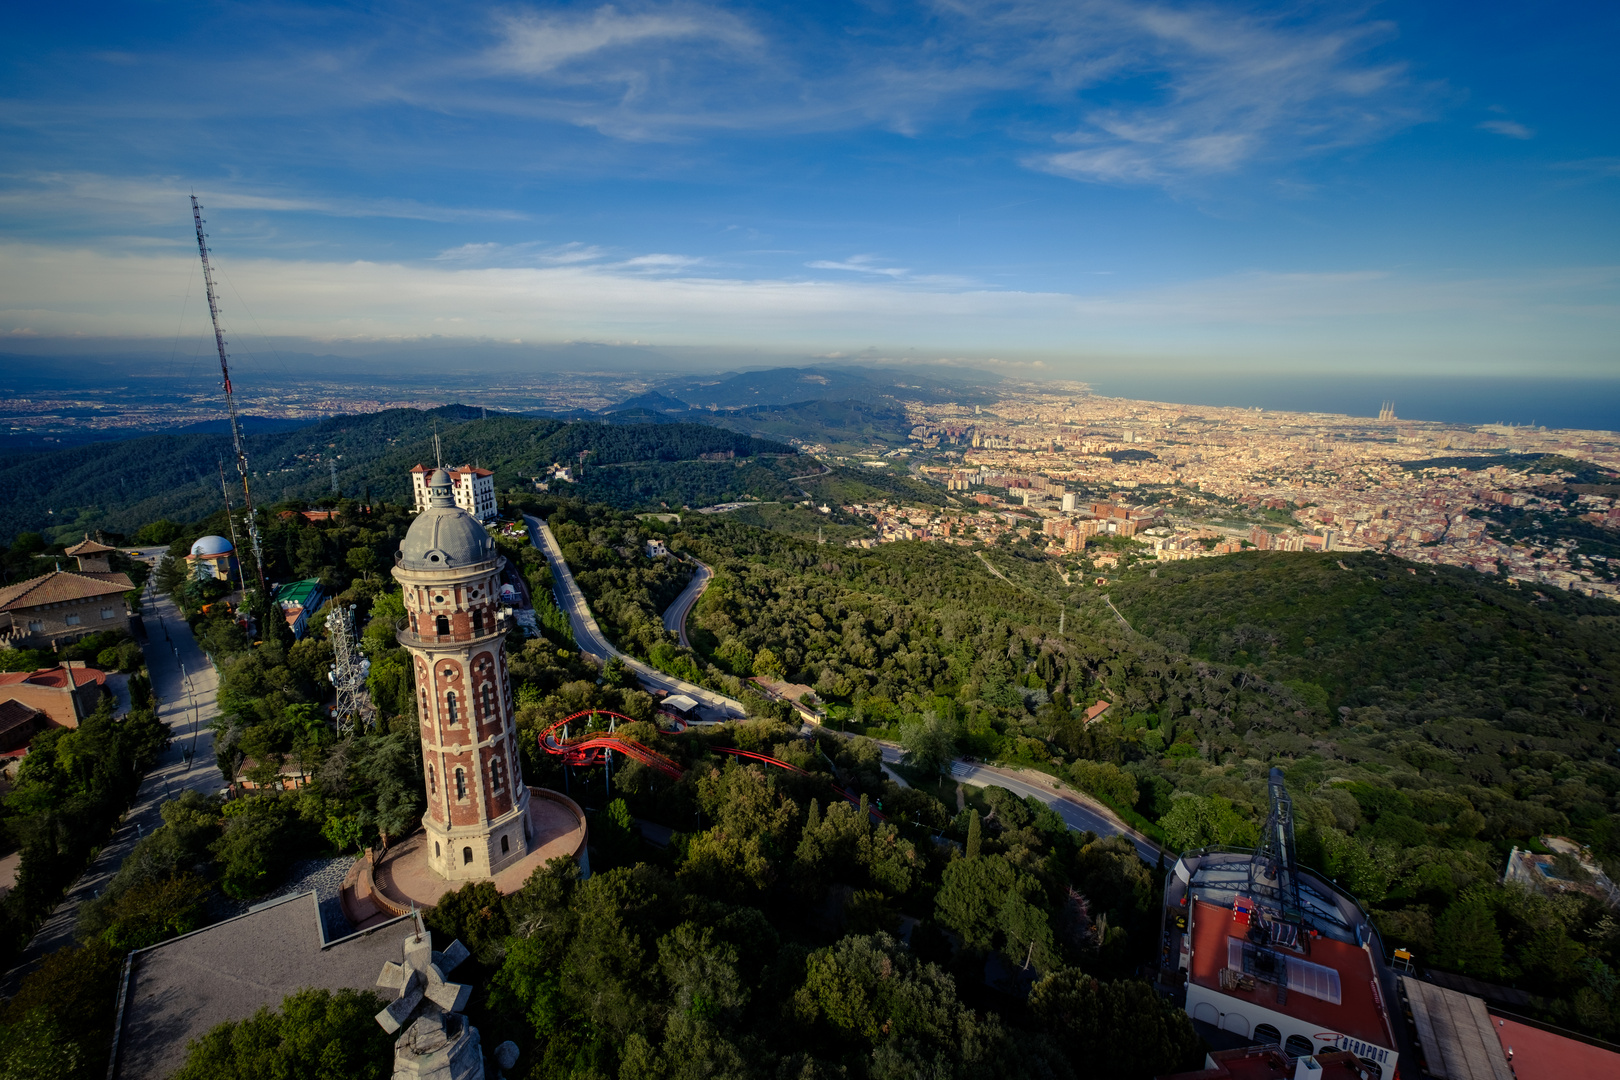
[966,809,982,859]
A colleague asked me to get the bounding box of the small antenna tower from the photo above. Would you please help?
[191,196,266,599]
[327,603,375,734]
[217,458,249,593]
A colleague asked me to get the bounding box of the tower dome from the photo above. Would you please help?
[398,468,494,570]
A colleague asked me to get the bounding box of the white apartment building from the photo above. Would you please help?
[410,464,497,521]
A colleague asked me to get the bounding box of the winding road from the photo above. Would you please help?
[524,515,745,719]
[661,558,712,649]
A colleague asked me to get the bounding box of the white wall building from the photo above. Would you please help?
[411,464,497,522]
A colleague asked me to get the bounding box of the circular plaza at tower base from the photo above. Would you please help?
[341,787,588,927]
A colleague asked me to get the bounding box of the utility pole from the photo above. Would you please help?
[191,196,266,602]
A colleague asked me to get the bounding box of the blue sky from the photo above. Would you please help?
[1,1,1616,378]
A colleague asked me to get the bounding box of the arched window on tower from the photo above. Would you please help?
[472,609,483,634]
[446,691,458,724]
[483,684,496,720]
[490,756,504,791]
[428,765,436,794]
[435,613,450,636]
[455,768,467,799]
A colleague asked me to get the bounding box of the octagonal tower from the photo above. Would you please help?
[393,468,530,880]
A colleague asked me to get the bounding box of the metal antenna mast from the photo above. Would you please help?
[217,459,249,594]
[327,603,375,734]
[191,196,266,599]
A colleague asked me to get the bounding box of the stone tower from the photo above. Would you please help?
[394,468,530,880]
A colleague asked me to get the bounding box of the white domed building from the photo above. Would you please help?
[186,535,236,582]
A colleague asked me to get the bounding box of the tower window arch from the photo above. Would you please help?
[483,684,496,719]
[490,756,504,790]
[428,765,436,794]
[462,846,473,865]
[455,768,467,799]
[472,609,483,634]
[446,691,458,724]
[435,614,450,636]
[501,835,510,854]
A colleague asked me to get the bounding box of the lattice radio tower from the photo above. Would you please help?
[191,196,266,599]
[327,603,375,734]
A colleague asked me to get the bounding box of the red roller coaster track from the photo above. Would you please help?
[537,710,880,816]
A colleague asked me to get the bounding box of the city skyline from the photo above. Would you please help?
[2,1,1617,378]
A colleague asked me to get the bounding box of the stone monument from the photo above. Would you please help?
[374,921,485,1080]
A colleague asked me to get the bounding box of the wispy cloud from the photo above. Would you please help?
[489,5,761,75]
[806,255,910,278]
[1015,1,1424,186]
[0,172,527,227]
[1479,119,1534,139]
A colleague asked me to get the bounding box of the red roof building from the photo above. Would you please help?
[0,663,109,729]
[0,570,134,648]
[410,464,496,522]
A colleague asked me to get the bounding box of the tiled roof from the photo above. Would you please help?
[0,570,134,612]
[64,537,118,555]
[0,699,43,735]
[0,667,107,693]
[0,665,108,690]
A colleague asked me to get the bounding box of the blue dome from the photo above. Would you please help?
[190,535,234,557]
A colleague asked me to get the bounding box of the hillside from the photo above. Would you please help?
[0,407,794,544]
[1105,550,1619,727]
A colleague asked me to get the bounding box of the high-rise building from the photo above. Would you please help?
[1061,492,1077,512]
[394,469,530,881]
[411,464,497,522]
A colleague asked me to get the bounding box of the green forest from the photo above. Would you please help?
[3,458,1618,1078]
[537,500,1620,1046]
[0,407,795,545]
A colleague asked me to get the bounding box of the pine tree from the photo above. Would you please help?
[805,798,821,833]
[966,809,982,859]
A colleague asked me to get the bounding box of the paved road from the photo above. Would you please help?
[858,739,1164,864]
[1,564,223,992]
[661,559,712,649]
[525,516,745,718]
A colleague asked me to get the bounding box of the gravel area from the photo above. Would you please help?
[207,854,359,939]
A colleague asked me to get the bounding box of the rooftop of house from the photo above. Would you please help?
[1188,898,1394,1052]
[0,699,44,736]
[112,891,411,1080]
[272,579,322,608]
[0,665,108,691]
[0,570,134,611]
[1491,1015,1620,1080]
[63,536,118,556]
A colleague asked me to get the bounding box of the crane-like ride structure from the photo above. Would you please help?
[190,196,267,606]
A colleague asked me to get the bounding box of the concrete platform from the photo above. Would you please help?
[347,788,587,921]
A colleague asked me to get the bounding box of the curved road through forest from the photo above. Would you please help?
[524,515,745,719]
[661,558,712,649]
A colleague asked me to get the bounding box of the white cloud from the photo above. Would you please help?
[1479,119,1534,139]
[489,4,761,75]
[1,243,1611,373]
[806,255,910,278]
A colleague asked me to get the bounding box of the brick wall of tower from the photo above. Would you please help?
[401,561,521,838]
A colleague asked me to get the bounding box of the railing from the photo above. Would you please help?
[395,616,503,648]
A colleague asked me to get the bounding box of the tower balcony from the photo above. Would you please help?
[396,615,506,649]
